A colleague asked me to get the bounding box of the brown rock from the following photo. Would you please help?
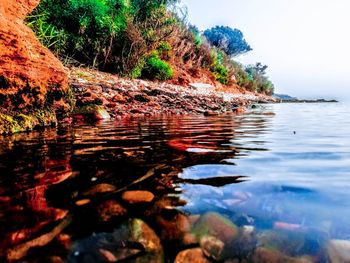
[72,105,110,120]
[155,213,192,244]
[122,190,155,204]
[112,94,126,103]
[97,200,127,222]
[174,248,211,263]
[200,235,225,261]
[192,212,239,244]
[251,247,313,263]
[0,0,68,113]
[68,219,163,263]
[75,199,91,206]
[83,183,116,196]
[327,239,350,263]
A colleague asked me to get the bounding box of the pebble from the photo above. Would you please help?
[327,239,350,263]
[192,212,239,243]
[97,200,127,222]
[83,183,116,196]
[122,190,155,204]
[75,199,91,206]
[174,248,211,263]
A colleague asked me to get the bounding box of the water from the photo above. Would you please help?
[1,103,350,262]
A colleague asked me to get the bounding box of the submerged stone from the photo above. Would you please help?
[192,212,239,243]
[327,239,350,263]
[251,247,313,263]
[68,218,163,263]
[97,200,127,222]
[72,105,110,121]
[83,183,117,196]
[257,228,327,257]
[192,212,242,260]
[122,191,155,204]
[174,248,211,263]
[200,235,225,261]
[155,212,192,245]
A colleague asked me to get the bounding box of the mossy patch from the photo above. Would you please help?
[0,110,57,134]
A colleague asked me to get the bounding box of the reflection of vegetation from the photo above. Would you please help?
[0,113,272,261]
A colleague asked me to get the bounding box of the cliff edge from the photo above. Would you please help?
[0,0,69,133]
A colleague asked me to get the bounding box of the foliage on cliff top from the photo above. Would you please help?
[26,0,274,94]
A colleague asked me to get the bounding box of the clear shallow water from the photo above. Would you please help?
[0,102,350,262]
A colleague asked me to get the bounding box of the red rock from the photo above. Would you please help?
[112,94,126,103]
[75,199,91,206]
[97,200,127,222]
[0,0,69,113]
[122,190,155,204]
[107,102,117,108]
[174,248,210,263]
[83,183,116,196]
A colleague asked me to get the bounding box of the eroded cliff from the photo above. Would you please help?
[0,0,69,133]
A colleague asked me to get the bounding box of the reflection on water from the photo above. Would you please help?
[1,103,350,262]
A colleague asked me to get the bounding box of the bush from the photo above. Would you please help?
[212,65,229,85]
[27,0,129,68]
[142,54,174,80]
[26,13,67,54]
[209,50,231,84]
[129,58,146,79]
[157,41,172,60]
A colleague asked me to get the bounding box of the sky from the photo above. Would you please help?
[180,0,350,100]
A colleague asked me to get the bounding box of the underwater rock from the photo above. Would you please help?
[251,247,313,263]
[97,200,127,222]
[75,199,91,206]
[174,248,211,263]
[192,212,239,244]
[68,218,163,263]
[192,212,242,260]
[72,105,110,121]
[327,239,350,263]
[155,211,196,248]
[257,228,328,257]
[122,191,155,204]
[200,235,225,261]
[83,183,117,196]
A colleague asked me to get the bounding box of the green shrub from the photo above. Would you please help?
[27,0,130,67]
[142,54,174,80]
[194,33,203,49]
[26,13,67,54]
[129,58,146,79]
[213,65,229,85]
[158,41,172,60]
[209,50,231,84]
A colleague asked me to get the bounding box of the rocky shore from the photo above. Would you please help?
[69,67,276,121]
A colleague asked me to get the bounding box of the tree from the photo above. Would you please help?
[245,63,274,95]
[203,26,252,57]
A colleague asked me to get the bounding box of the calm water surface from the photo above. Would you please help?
[1,103,350,262]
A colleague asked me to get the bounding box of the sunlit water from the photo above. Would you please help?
[1,102,350,262]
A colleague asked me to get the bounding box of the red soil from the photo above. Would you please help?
[0,0,68,113]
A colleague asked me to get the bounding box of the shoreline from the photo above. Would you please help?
[69,67,276,121]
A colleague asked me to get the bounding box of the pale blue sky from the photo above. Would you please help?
[180,0,350,100]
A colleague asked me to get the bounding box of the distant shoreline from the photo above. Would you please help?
[276,99,338,103]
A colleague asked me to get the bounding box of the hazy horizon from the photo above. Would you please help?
[181,0,350,101]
